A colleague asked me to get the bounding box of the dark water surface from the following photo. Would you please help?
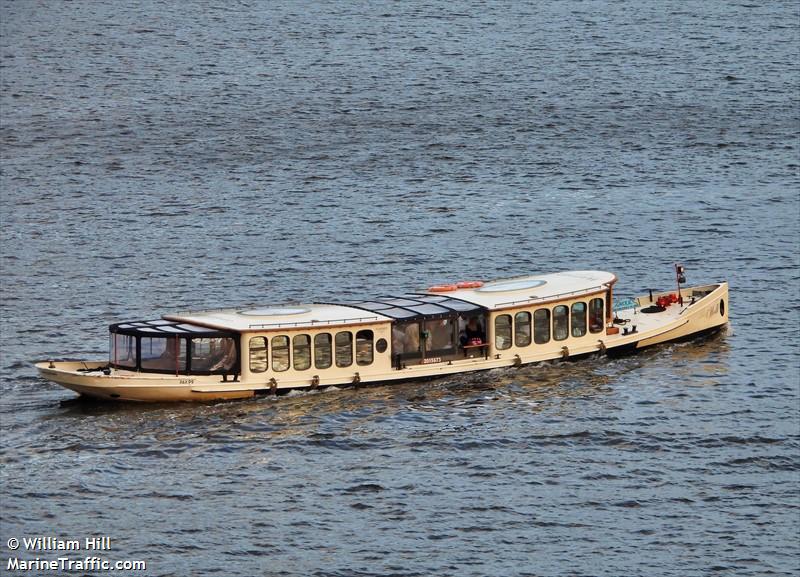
[1,1,798,576]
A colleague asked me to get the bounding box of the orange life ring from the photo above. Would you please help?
[456,280,484,289]
[428,284,458,292]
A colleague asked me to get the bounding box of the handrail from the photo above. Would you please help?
[495,285,606,307]
[248,315,383,329]
[169,302,306,316]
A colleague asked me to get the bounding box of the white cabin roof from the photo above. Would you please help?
[162,271,616,332]
[164,304,393,332]
[432,270,617,309]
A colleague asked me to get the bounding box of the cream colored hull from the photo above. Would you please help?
[34,362,250,402]
[36,283,728,402]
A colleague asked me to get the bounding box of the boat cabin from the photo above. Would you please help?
[344,293,487,368]
[106,271,619,388]
[108,320,240,376]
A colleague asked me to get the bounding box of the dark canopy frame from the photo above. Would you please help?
[109,319,240,376]
[339,294,488,368]
[340,293,486,322]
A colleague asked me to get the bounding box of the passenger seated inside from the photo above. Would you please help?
[460,316,485,346]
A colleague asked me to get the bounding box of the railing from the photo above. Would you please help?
[248,315,383,329]
[169,302,306,316]
[495,285,606,307]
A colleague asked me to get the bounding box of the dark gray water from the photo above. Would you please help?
[1,1,798,576]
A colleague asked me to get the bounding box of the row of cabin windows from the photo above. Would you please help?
[249,330,378,373]
[494,298,605,350]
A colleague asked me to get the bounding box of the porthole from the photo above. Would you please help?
[375,338,388,353]
[719,299,725,316]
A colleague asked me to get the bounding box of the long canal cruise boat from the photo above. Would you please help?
[36,268,728,402]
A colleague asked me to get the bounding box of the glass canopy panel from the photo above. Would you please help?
[441,300,482,311]
[352,302,395,311]
[407,304,449,315]
[344,293,486,321]
[380,307,418,319]
[381,298,420,307]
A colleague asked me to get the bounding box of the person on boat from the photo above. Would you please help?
[461,316,485,346]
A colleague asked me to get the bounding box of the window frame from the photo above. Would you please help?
[189,337,238,374]
[355,329,374,366]
[335,331,353,368]
[139,335,187,373]
[423,318,457,355]
[571,302,587,338]
[314,333,332,369]
[589,298,604,334]
[293,334,311,371]
[553,305,569,342]
[249,336,268,373]
[110,333,138,369]
[514,311,532,347]
[533,309,551,344]
[271,335,290,372]
[392,321,422,360]
[495,314,512,350]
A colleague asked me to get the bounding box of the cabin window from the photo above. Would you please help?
[533,309,550,344]
[271,335,290,372]
[375,338,388,353]
[140,336,186,372]
[314,333,332,369]
[111,333,137,369]
[553,305,569,341]
[515,312,532,347]
[356,330,374,366]
[425,319,456,353]
[392,322,420,356]
[191,337,237,372]
[571,302,587,337]
[335,331,353,367]
[293,334,311,371]
[589,298,604,333]
[495,314,512,350]
[249,337,267,373]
